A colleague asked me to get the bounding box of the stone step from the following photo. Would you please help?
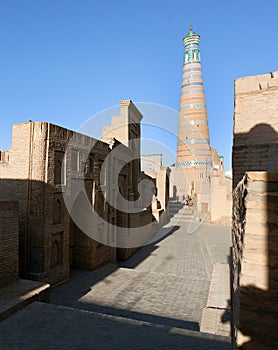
[0,279,50,322]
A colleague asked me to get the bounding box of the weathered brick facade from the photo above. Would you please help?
[232,71,278,349]
[232,172,278,349]
[0,122,113,285]
[233,71,278,189]
[0,200,18,287]
[0,100,154,285]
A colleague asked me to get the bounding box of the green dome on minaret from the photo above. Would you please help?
[182,24,201,65]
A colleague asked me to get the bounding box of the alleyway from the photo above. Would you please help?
[0,204,232,349]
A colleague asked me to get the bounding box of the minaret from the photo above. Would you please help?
[176,25,212,193]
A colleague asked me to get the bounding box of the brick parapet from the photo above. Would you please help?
[235,71,278,95]
[233,71,278,189]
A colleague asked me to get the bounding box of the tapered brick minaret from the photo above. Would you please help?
[171,26,228,218]
[176,25,211,169]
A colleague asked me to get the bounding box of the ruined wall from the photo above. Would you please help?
[0,201,18,287]
[233,71,278,188]
[232,172,278,349]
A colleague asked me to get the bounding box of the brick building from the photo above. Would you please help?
[233,71,278,187]
[210,149,232,224]
[0,100,154,286]
[141,154,171,226]
[232,71,278,349]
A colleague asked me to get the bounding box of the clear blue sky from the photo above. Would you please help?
[1,0,277,169]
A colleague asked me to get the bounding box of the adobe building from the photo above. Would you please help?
[171,26,231,222]
[232,71,278,349]
[101,100,154,260]
[141,154,171,226]
[210,148,232,223]
[0,100,155,286]
[0,121,113,286]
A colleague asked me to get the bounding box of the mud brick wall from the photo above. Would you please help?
[233,71,278,189]
[0,201,18,287]
[232,172,278,349]
[0,101,153,286]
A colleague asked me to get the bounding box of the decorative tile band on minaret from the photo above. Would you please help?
[176,25,212,168]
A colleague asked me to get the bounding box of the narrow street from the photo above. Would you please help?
[0,205,232,349]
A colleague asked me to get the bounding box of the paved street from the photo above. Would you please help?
[0,301,230,350]
[0,205,232,349]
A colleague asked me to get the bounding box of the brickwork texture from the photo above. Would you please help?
[0,201,18,287]
[232,70,278,350]
[232,172,278,349]
[0,101,158,286]
[233,71,278,189]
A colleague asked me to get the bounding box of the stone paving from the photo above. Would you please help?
[0,204,232,349]
[198,221,232,337]
[0,301,230,350]
[51,209,214,328]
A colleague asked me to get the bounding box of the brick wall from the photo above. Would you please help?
[0,200,18,287]
[210,177,232,224]
[231,172,278,349]
[0,111,147,285]
[0,122,117,285]
[232,71,278,349]
[116,208,153,260]
[233,71,278,188]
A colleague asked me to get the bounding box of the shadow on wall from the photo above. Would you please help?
[0,177,118,283]
[232,123,278,349]
[232,123,278,188]
[0,178,71,282]
[239,174,277,349]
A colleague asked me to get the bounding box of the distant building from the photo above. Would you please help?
[141,154,171,226]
